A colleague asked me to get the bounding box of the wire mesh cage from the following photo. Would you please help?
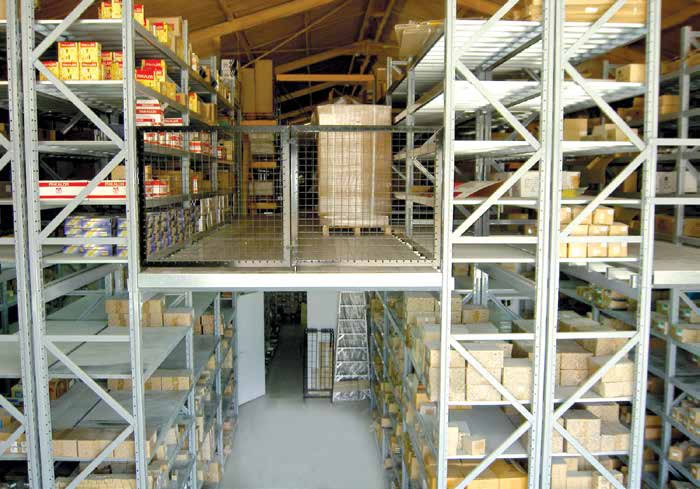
[292,126,440,266]
[304,328,334,399]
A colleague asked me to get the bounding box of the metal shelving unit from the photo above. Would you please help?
[381,1,682,488]
[6,0,240,486]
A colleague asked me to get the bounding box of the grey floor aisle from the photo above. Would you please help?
[222,323,386,489]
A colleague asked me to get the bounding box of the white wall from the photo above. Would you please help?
[236,292,266,405]
[306,290,339,331]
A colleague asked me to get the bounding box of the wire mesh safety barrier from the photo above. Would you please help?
[303,328,334,399]
[139,125,440,267]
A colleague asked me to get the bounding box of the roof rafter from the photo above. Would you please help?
[190,0,338,43]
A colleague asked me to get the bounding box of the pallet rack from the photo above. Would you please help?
[379,1,700,489]
[2,0,241,487]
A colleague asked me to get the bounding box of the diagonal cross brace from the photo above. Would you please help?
[457,62,541,149]
[452,149,542,238]
[39,149,126,240]
[561,150,647,237]
[553,333,640,419]
[455,421,531,489]
[451,338,533,421]
[43,340,135,424]
[564,0,631,61]
[0,424,26,457]
[34,62,124,147]
[565,62,644,150]
[66,426,134,489]
[32,0,95,59]
[554,424,626,489]
[680,292,700,316]
[0,392,24,424]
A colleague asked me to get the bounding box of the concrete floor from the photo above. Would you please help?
[222,323,386,489]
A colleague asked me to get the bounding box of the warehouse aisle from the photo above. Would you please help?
[223,323,385,489]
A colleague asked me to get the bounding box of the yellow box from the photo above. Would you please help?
[151,21,169,44]
[98,1,111,19]
[141,59,166,83]
[40,61,60,81]
[587,242,608,258]
[567,243,587,259]
[111,61,123,80]
[57,41,78,63]
[188,92,199,113]
[113,51,123,63]
[59,61,80,81]
[111,0,122,18]
[134,4,145,26]
[79,62,102,81]
[78,41,101,63]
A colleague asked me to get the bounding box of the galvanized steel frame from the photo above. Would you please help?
[436,1,661,488]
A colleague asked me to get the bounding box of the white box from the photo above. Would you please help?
[39,180,126,200]
[492,171,580,198]
[656,171,697,194]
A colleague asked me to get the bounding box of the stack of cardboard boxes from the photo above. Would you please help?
[105,294,166,327]
[240,60,274,119]
[43,41,123,81]
[559,206,629,259]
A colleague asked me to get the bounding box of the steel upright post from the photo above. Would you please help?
[6,0,40,485]
[627,0,661,486]
[538,0,565,487]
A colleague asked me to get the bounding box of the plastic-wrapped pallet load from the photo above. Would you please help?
[313,102,392,234]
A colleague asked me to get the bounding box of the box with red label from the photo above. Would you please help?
[40,61,60,81]
[145,179,170,197]
[188,92,199,113]
[150,22,169,44]
[58,41,78,63]
[111,0,122,18]
[163,117,184,127]
[101,52,113,80]
[141,59,166,83]
[136,68,158,91]
[144,132,159,144]
[59,62,80,81]
[98,1,112,18]
[136,100,164,126]
[189,141,211,154]
[80,61,102,81]
[79,42,101,63]
[39,180,127,200]
[134,4,145,26]
[166,132,183,148]
[111,61,123,80]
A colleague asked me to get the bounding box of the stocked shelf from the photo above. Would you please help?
[390,20,645,100]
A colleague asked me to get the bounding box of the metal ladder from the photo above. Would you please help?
[332,292,370,402]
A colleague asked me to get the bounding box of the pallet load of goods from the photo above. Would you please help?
[313,101,393,237]
[239,60,277,215]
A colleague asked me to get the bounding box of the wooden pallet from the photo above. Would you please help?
[322,224,392,237]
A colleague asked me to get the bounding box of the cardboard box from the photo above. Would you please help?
[656,170,698,194]
[254,60,274,114]
[163,307,194,327]
[593,206,615,225]
[585,402,619,422]
[111,60,123,80]
[40,60,60,80]
[571,206,592,224]
[588,355,634,383]
[593,380,633,397]
[560,206,573,224]
[461,305,489,323]
[59,62,80,81]
[616,63,645,82]
[79,61,102,81]
[564,118,588,140]
[98,1,112,19]
[134,4,145,25]
[559,341,593,370]
[111,0,122,18]
[684,217,700,238]
[240,67,256,115]
[587,242,608,258]
[58,41,78,63]
[559,369,587,387]
[78,42,101,63]
[492,171,580,198]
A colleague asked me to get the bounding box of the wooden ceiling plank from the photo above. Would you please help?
[279,82,338,101]
[190,0,338,42]
[352,0,397,96]
[241,0,351,68]
[280,105,316,119]
[661,4,700,31]
[455,0,503,16]
[275,41,398,73]
[277,73,375,82]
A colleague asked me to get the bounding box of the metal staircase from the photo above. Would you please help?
[332,292,370,402]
